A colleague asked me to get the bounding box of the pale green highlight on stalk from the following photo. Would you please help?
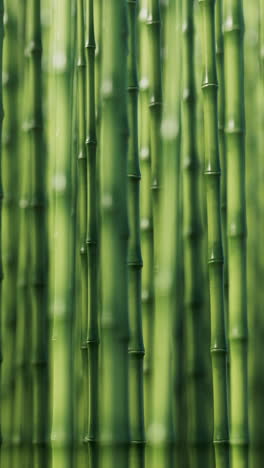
[50,1,75,467]
[146,0,163,452]
[223,1,248,467]
[148,2,180,467]
[198,0,230,466]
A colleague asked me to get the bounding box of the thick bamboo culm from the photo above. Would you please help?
[76,0,88,446]
[50,0,75,467]
[85,0,99,443]
[25,3,49,464]
[99,1,130,466]
[1,0,18,454]
[223,1,248,467]
[127,0,145,447]
[0,1,262,468]
[198,0,230,466]
[181,0,211,466]
[138,0,154,433]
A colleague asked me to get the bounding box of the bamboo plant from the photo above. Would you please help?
[99,0,130,466]
[13,1,33,464]
[76,0,88,444]
[127,0,145,463]
[148,1,180,466]
[85,0,99,443]
[138,0,154,431]
[198,0,230,466]
[146,0,162,449]
[181,0,211,466]
[147,0,162,266]
[223,0,248,467]
[2,0,19,452]
[216,0,228,329]
[50,0,75,467]
[25,1,49,464]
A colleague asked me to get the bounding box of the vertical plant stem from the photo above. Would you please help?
[2,0,18,450]
[182,0,211,466]
[148,0,180,465]
[198,0,230,466]
[26,0,49,460]
[50,0,75,467]
[215,1,229,412]
[99,0,130,465]
[127,0,145,455]
[85,0,99,443]
[223,0,248,467]
[146,0,162,449]
[138,0,154,432]
[14,2,32,463]
[76,0,88,444]
[147,0,162,267]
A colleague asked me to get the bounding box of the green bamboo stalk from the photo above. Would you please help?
[145,0,162,450]
[127,0,145,451]
[138,0,154,431]
[215,2,229,418]
[246,3,262,466]
[50,0,75,467]
[2,0,19,451]
[223,1,248,467]
[147,0,162,267]
[94,0,102,125]
[25,0,49,459]
[198,0,230,466]
[99,0,130,466]
[261,0,264,78]
[85,0,99,443]
[216,0,228,322]
[0,0,4,447]
[76,0,88,444]
[181,0,211,466]
[148,0,180,464]
[249,3,264,466]
[13,1,33,463]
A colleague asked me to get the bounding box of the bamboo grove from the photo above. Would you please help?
[0,0,263,467]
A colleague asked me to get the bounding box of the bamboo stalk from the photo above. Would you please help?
[25,0,49,460]
[50,0,75,467]
[198,0,230,466]
[2,0,19,451]
[181,0,211,466]
[249,3,264,465]
[76,0,88,444]
[147,0,162,267]
[14,1,33,462]
[248,2,264,462]
[145,0,163,451]
[85,0,99,443]
[127,0,145,451]
[138,0,154,432]
[99,0,130,465]
[223,1,248,466]
[148,1,180,465]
